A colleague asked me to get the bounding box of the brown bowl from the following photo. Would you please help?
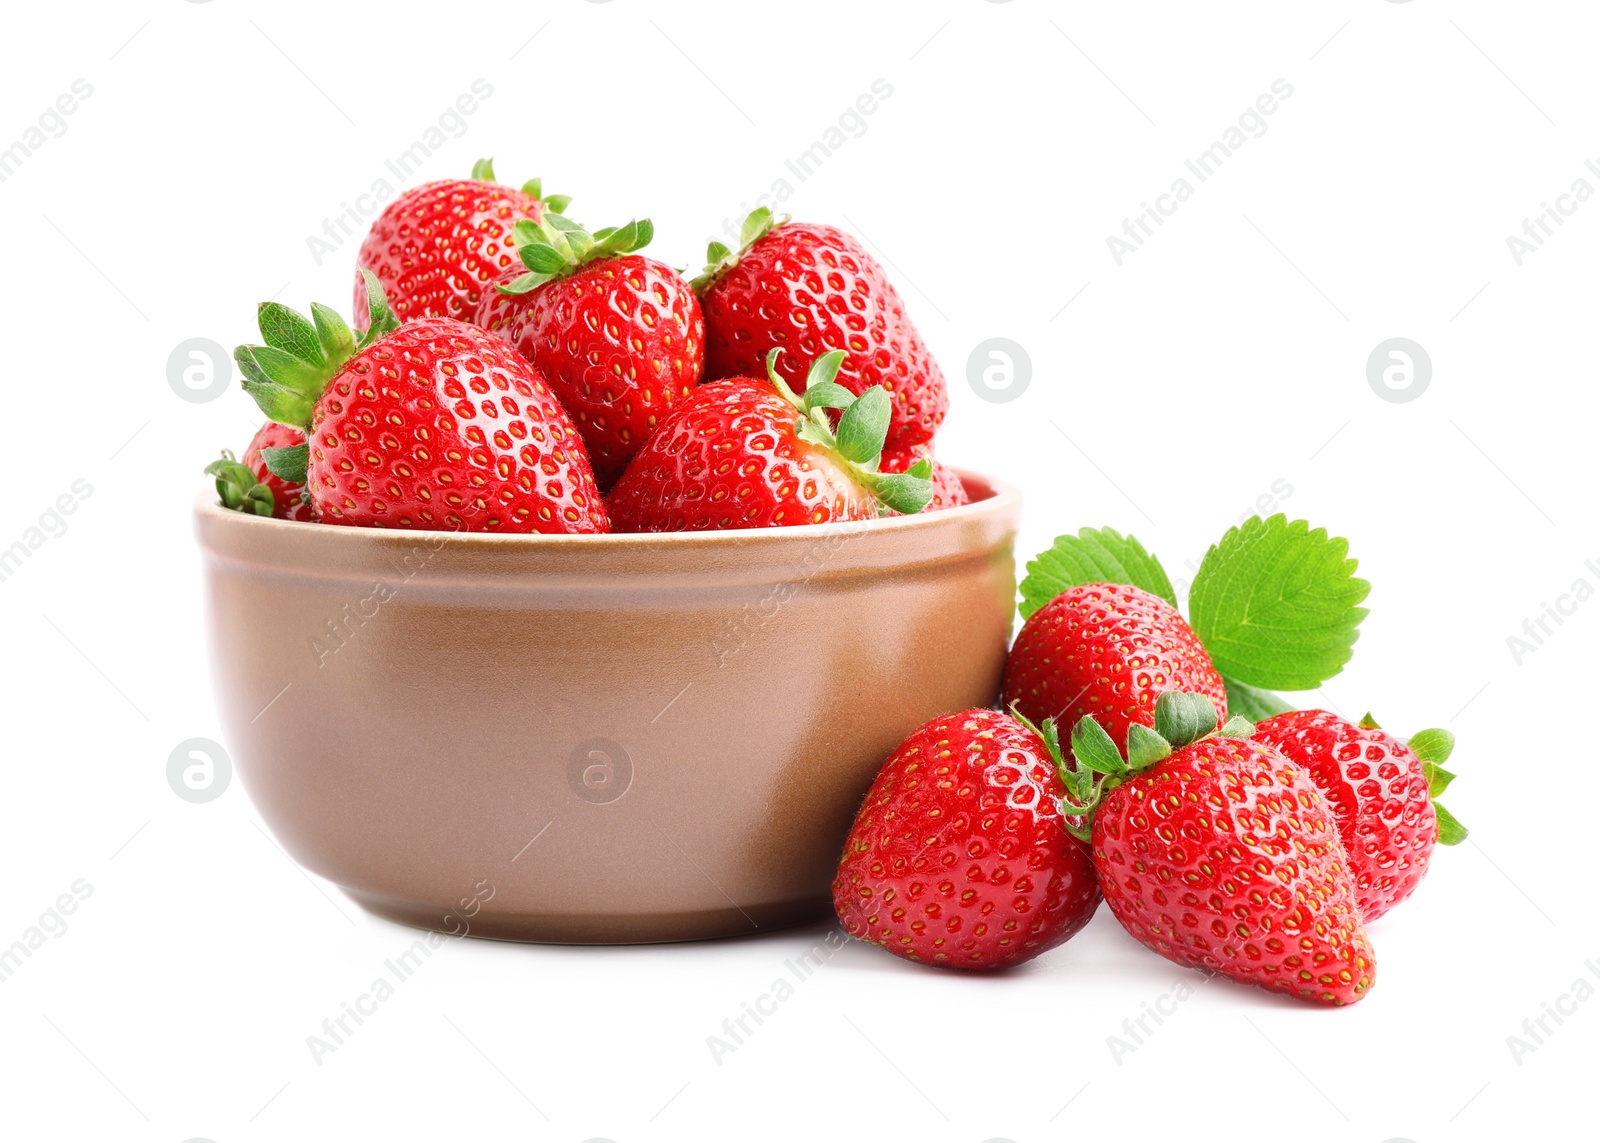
[195,472,1021,944]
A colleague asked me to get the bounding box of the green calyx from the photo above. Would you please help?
[763,348,932,516]
[1044,692,1255,843]
[691,206,786,293]
[204,450,275,517]
[235,270,399,481]
[1404,723,1468,845]
[497,213,653,295]
[470,158,572,215]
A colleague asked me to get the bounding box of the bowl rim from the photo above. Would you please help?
[193,467,1021,548]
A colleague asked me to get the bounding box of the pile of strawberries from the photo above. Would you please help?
[205,160,968,532]
[833,520,1466,1006]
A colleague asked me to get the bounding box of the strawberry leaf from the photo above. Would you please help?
[1188,515,1370,691]
[1153,692,1219,747]
[835,386,890,465]
[1070,716,1127,776]
[260,443,309,483]
[1222,677,1294,722]
[1125,723,1170,769]
[472,157,496,181]
[1018,527,1176,620]
[1408,727,1456,765]
[1422,761,1457,798]
[1434,802,1469,845]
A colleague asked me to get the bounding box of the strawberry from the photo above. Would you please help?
[1252,710,1466,921]
[880,442,969,513]
[475,214,704,488]
[834,708,1101,971]
[206,423,315,522]
[693,208,947,450]
[355,159,568,326]
[1002,583,1227,749]
[1064,693,1376,1005]
[607,349,932,531]
[233,272,608,534]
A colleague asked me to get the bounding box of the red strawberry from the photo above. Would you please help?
[694,208,947,450]
[243,422,316,521]
[1252,710,1466,921]
[607,349,931,531]
[475,215,703,488]
[206,423,316,522]
[834,708,1100,970]
[233,273,608,534]
[880,442,969,513]
[355,159,568,326]
[1065,693,1376,1005]
[1003,583,1227,748]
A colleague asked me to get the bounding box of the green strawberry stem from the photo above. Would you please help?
[234,270,401,481]
[204,450,274,517]
[497,213,652,295]
[470,158,571,215]
[691,206,786,293]
[763,348,932,516]
[1017,692,1254,843]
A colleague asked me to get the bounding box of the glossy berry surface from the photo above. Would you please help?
[606,376,876,532]
[880,442,969,513]
[241,422,315,522]
[700,223,946,450]
[356,178,546,326]
[477,255,704,488]
[1093,735,1376,1005]
[307,317,607,533]
[834,709,1101,971]
[1003,583,1227,747]
[1253,710,1438,921]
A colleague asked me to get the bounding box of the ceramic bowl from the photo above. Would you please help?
[195,472,1020,943]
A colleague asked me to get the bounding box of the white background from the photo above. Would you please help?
[1,1,1593,1140]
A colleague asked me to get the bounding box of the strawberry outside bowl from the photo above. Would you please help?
[195,472,1020,943]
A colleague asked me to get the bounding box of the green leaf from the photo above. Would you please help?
[804,349,846,391]
[260,443,309,483]
[205,451,275,517]
[740,206,774,249]
[1018,527,1176,620]
[472,157,496,181]
[235,346,317,428]
[801,381,856,413]
[544,194,572,215]
[257,303,325,367]
[1422,762,1457,798]
[1434,803,1468,845]
[519,243,569,274]
[1219,715,1256,738]
[1222,677,1294,721]
[1408,727,1456,766]
[1153,692,1219,748]
[310,303,355,367]
[1359,712,1382,730]
[498,271,552,295]
[521,176,541,198]
[1188,514,1371,691]
[356,269,399,342]
[1125,723,1171,770]
[794,418,835,450]
[905,458,933,479]
[706,241,732,265]
[865,470,934,515]
[1070,715,1127,776]
[834,386,891,465]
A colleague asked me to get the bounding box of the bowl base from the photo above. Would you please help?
[345,888,836,945]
